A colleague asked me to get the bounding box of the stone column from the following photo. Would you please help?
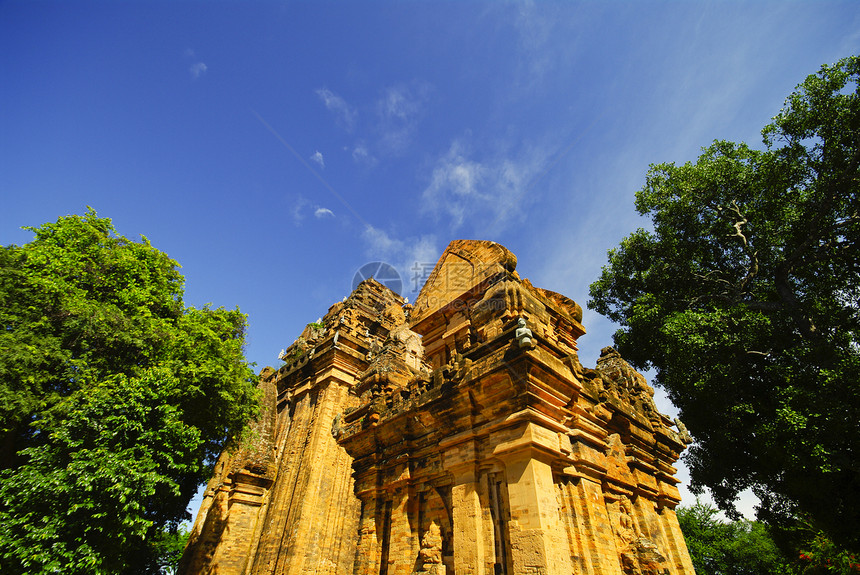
[490,421,572,575]
[574,478,623,575]
[204,475,271,574]
[386,485,420,575]
[499,452,570,575]
[441,436,487,575]
[450,468,487,575]
[354,494,382,575]
[654,506,696,575]
[555,478,597,575]
[249,379,360,575]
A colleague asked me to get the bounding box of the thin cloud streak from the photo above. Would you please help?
[252,109,369,228]
[316,88,357,131]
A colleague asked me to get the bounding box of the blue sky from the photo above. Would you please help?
[2,0,859,516]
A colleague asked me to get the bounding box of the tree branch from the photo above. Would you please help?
[725,200,761,294]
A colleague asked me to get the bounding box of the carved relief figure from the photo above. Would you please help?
[614,497,668,575]
[616,497,638,544]
[416,521,445,575]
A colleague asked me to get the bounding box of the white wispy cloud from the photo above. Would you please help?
[363,224,402,255]
[513,0,555,83]
[362,224,439,298]
[421,138,546,233]
[314,82,429,164]
[189,61,208,79]
[375,83,430,155]
[291,197,336,223]
[310,150,325,169]
[422,142,486,229]
[290,196,311,224]
[351,143,377,167]
[316,88,357,131]
[483,0,579,95]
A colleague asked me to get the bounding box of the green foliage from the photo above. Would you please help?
[153,526,190,575]
[798,533,860,574]
[0,209,259,573]
[677,500,792,575]
[588,56,860,551]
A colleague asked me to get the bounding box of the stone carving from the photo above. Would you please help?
[674,418,693,444]
[182,240,695,575]
[596,347,662,425]
[416,521,445,574]
[616,496,638,544]
[515,317,534,348]
[621,538,669,575]
[612,496,668,575]
[605,433,637,488]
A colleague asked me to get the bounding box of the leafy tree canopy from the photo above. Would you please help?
[589,56,860,551]
[677,500,791,575]
[0,209,259,573]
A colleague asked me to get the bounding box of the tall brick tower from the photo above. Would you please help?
[181,240,696,575]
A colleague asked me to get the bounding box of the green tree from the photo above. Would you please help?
[588,56,859,551]
[677,500,792,575]
[797,532,860,574]
[153,526,191,575]
[0,209,259,573]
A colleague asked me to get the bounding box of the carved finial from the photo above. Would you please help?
[600,346,620,358]
[674,418,693,444]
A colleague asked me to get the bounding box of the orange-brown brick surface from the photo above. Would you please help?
[181,240,696,575]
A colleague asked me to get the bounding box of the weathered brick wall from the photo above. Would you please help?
[182,240,696,575]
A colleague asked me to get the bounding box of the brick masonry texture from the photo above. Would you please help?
[181,240,696,575]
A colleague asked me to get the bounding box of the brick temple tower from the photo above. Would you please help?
[180,240,696,575]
